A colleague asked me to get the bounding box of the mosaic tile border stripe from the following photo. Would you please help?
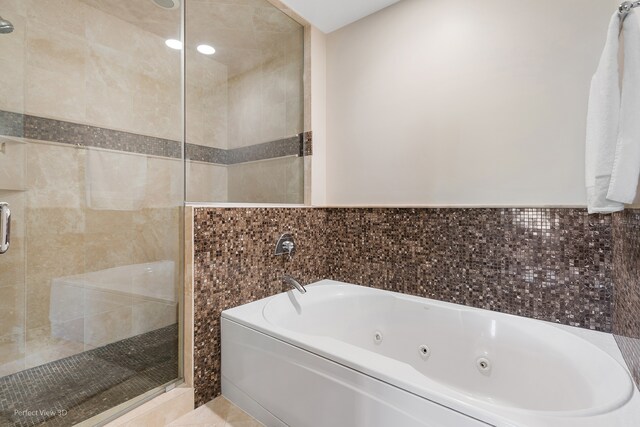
[192,207,616,406]
[0,110,23,138]
[302,131,313,156]
[226,136,300,164]
[185,143,227,164]
[23,114,182,158]
[0,110,311,165]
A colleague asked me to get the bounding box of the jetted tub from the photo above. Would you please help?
[221,280,640,427]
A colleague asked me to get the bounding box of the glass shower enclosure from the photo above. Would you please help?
[185,0,306,204]
[0,0,183,425]
[0,0,305,424]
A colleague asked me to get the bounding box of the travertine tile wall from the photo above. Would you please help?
[227,156,304,203]
[0,145,183,377]
[0,0,227,201]
[0,0,183,376]
[0,187,25,376]
[0,0,304,206]
[187,0,306,203]
[186,162,229,203]
[2,0,181,141]
[186,53,228,151]
[225,28,304,150]
[192,207,634,406]
[223,57,306,202]
[0,0,308,379]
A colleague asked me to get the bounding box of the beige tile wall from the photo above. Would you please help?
[12,0,181,140]
[185,0,305,204]
[227,156,304,204]
[225,20,304,149]
[0,0,185,376]
[186,54,229,150]
[0,0,306,376]
[0,186,25,377]
[0,148,185,375]
[0,0,24,114]
[0,141,184,375]
[187,162,228,203]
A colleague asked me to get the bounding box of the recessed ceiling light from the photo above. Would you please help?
[165,39,182,50]
[197,44,216,55]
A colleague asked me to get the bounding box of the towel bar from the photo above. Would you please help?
[619,1,640,22]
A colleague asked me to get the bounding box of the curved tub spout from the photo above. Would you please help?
[283,275,306,294]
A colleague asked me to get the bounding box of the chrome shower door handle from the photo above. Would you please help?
[0,202,10,254]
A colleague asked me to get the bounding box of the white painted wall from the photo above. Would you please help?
[325,0,626,206]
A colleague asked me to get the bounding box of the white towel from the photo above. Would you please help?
[608,13,640,204]
[585,13,625,213]
[85,149,147,211]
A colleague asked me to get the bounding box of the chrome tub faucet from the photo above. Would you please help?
[283,275,306,294]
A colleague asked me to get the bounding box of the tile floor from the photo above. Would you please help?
[168,396,263,427]
[0,324,178,427]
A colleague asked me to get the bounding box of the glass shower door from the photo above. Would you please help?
[0,0,183,425]
[0,0,28,389]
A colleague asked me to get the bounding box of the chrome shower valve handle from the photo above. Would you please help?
[275,233,296,258]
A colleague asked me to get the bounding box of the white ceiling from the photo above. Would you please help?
[279,0,402,33]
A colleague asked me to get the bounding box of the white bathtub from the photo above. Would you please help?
[221,280,640,427]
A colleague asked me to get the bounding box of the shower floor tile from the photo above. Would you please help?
[0,324,178,427]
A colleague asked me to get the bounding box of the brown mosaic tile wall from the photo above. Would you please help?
[613,210,640,339]
[614,335,640,388]
[612,210,640,389]
[327,209,612,331]
[193,207,617,406]
[193,208,330,406]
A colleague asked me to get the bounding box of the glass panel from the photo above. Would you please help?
[0,0,183,425]
[185,0,305,204]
